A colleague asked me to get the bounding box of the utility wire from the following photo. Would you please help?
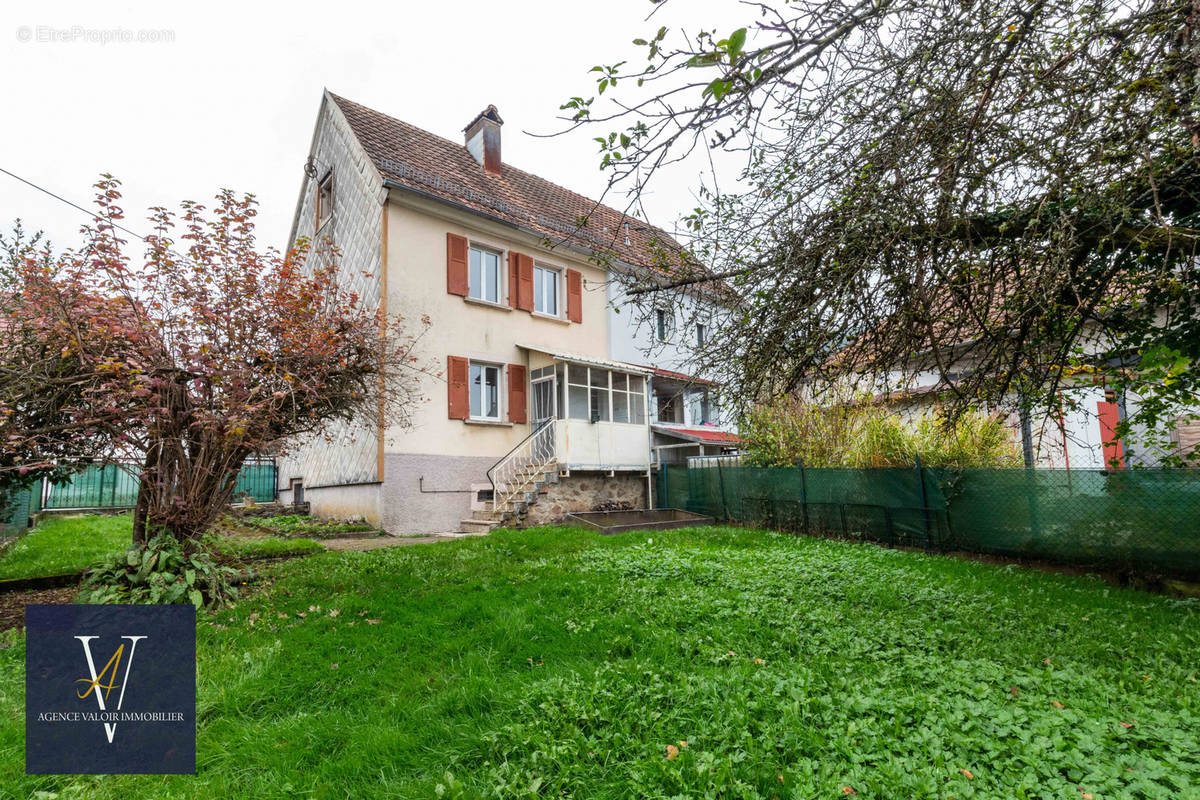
[0,165,154,244]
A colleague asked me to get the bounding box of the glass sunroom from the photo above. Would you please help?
[519,346,653,472]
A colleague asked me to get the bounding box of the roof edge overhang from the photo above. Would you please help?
[515,344,653,375]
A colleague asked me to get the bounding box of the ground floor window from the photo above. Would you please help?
[469,362,501,420]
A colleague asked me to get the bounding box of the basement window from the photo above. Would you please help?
[315,170,334,230]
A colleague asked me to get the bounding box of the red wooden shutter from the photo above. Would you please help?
[508,364,528,423]
[447,356,469,419]
[516,253,534,312]
[566,269,582,323]
[508,252,519,308]
[446,233,469,296]
[1097,400,1125,469]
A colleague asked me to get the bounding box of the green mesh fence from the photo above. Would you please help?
[41,458,277,509]
[657,464,1200,578]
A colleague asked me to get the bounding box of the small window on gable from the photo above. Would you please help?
[316,170,334,230]
[696,323,706,347]
[534,265,560,316]
[469,245,503,304]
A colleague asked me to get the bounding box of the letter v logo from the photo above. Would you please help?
[75,635,146,743]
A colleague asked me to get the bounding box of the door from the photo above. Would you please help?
[532,376,556,424]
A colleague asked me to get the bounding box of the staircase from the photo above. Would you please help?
[458,420,557,534]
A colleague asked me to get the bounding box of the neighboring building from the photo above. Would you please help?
[278,91,739,534]
[878,349,1200,470]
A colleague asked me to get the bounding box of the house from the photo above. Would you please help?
[877,346,1200,470]
[276,91,740,534]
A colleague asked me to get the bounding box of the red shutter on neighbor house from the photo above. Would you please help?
[447,233,469,296]
[566,269,582,323]
[516,254,534,312]
[1097,400,1125,469]
[447,356,469,419]
[508,252,519,308]
[508,364,528,423]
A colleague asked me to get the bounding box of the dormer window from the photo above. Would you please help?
[315,170,334,230]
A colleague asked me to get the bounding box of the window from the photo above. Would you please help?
[656,393,681,424]
[686,389,711,425]
[469,362,501,420]
[534,265,560,316]
[655,309,671,342]
[611,373,646,424]
[316,171,334,230]
[567,363,590,420]
[696,323,706,347]
[469,245,502,303]
[589,369,610,422]
[564,364,644,424]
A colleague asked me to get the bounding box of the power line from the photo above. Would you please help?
[0,165,152,244]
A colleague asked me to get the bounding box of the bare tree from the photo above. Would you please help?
[565,0,1200,447]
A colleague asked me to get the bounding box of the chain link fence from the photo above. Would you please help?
[658,463,1200,579]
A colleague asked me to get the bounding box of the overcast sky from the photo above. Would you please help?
[1,0,747,255]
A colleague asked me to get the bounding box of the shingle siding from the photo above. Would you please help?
[276,94,386,491]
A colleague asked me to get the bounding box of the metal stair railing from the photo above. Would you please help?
[486,419,556,515]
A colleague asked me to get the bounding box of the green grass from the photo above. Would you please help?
[206,534,324,561]
[0,514,131,580]
[1,526,1197,798]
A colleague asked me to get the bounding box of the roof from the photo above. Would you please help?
[328,92,689,273]
[516,344,653,376]
[652,425,746,444]
[642,365,715,386]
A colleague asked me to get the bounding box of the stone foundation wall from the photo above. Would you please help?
[524,472,649,527]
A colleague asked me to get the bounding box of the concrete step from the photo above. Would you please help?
[458,518,501,535]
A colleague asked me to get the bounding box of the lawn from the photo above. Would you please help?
[0,514,130,580]
[0,514,322,582]
[1,526,1197,798]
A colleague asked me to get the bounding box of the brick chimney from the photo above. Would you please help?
[464,105,503,176]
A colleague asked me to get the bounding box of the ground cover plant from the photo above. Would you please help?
[250,514,377,538]
[0,525,1196,798]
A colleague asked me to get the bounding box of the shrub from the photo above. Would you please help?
[76,533,241,609]
[743,398,1022,468]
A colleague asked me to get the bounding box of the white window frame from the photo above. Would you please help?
[468,243,505,305]
[696,322,706,348]
[468,360,503,421]
[533,263,562,317]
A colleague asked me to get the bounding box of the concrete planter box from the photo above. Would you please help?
[565,508,714,535]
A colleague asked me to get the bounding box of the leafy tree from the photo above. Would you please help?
[0,177,430,544]
[568,0,1200,453]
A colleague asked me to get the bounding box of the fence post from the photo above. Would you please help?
[916,453,932,550]
[716,458,729,522]
[663,463,670,509]
[110,466,118,506]
[798,458,810,535]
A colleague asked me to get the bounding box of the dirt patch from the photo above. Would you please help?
[0,584,78,633]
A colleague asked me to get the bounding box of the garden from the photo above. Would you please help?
[1,523,1196,798]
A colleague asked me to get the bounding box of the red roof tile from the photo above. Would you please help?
[653,425,745,444]
[329,93,688,272]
